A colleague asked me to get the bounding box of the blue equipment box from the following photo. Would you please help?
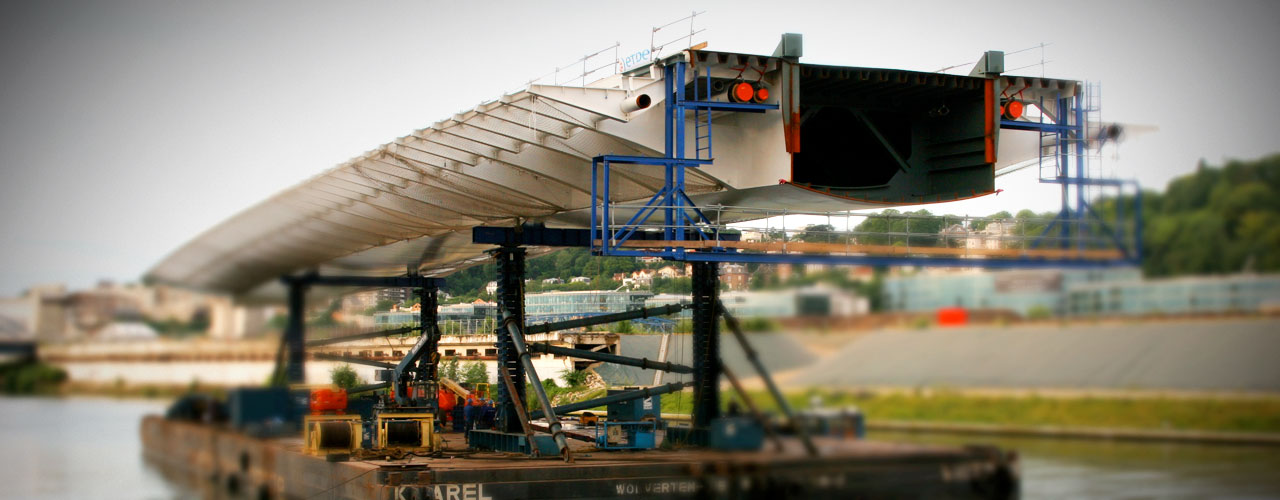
[708,417,764,451]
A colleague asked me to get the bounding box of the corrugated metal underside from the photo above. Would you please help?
[147,84,726,301]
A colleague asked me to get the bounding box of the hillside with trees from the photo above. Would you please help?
[847,154,1280,277]
[1129,154,1280,276]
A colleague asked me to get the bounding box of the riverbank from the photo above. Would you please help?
[603,387,1280,444]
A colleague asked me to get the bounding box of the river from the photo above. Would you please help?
[872,430,1280,499]
[1,396,1277,499]
[0,396,191,499]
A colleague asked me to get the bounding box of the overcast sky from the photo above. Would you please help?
[1,0,1277,295]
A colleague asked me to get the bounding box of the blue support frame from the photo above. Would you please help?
[999,83,1142,265]
[590,62,1140,270]
[591,61,775,262]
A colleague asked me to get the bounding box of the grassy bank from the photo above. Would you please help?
[0,360,67,394]
[574,387,1280,435]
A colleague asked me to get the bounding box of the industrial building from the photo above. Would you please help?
[1065,273,1280,316]
[884,268,1280,318]
[646,284,868,319]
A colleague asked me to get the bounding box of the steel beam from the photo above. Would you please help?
[500,311,572,461]
[282,273,444,289]
[526,343,693,374]
[393,285,438,406]
[313,352,395,369]
[496,362,540,456]
[492,246,527,434]
[348,382,391,395]
[722,364,784,452]
[523,303,689,335]
[720,300,818,457]
[305,325,420,348]
[284,278,306,384]
[528,381,688,421]
[690,261,720,432]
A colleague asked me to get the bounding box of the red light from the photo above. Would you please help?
[1002,100,1024,120]
[754,86,770,103]
[731,82,754,103]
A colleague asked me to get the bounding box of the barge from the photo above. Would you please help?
[141,415,1018,499]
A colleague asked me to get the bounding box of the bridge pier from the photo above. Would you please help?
[492,245,528,434]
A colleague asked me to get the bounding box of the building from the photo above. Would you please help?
[940,221,1016,250]
[340,290,381,315]
[656,266,682,279]
[721,263,750,290]
[0,281,271,341]
[485,281,498,295]
[542,277,564,285]
[630,269,655,287]
[525,290,653,320]
[569,276,592,284]
[440,301,498,322]
[645,285,868,319]
[374,300,497,329]
[882,267,1152,317]
[378,287,411,304]
[1065,273,1280,316]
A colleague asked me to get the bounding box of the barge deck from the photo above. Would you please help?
[141,416,1017,499]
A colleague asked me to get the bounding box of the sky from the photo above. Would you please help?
[1,0,1277,296]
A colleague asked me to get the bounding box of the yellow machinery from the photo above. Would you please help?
[375,412,440,451]
[440,378,490,400]
[302,386,362,456]
[303,414,362,456]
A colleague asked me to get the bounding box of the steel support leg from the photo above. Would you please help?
[493,245,527,434]
[393,285,439,406]
[690,261,720,432]
[419,285,439,408]
[285,278,307,384]
[500,312,572,461]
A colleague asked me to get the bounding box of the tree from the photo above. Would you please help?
[561,370,589,388]
[971,210,1012,231]
[797,224,844,244]
[440,357,460,381]
[330,364,362,389]
[461,362,489,386]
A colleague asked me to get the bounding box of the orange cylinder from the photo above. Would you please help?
[309,388,348,414]
[438,388,456,412]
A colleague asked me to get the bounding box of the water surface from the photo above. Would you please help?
[0,396,190,500]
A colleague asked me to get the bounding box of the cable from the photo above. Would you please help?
[304,468,377,499]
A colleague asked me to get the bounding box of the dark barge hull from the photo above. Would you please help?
[141,416,1018,499]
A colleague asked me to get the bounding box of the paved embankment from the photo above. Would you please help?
[611,318,1280,394]
[787,318,1280,392]
[598,332,814,385]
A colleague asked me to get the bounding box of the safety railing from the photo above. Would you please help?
[594,203,1141,264]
